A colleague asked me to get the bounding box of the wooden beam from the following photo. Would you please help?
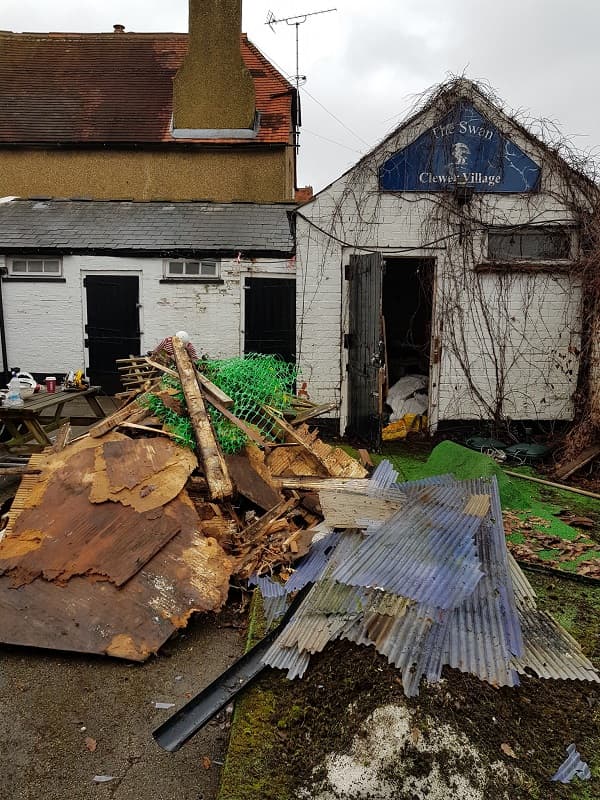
[504,469,600,501]
[88,399,150,438]
[200,386,266,448]
[171,336,233,501]
[290,402,338,426]
[195,371,234,409]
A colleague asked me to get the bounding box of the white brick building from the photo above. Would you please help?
[295,80,593,437]
[0,200,296,392]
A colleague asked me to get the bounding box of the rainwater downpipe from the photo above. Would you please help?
[0,266,9,383]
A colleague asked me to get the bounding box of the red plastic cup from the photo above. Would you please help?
[45,376,56,393]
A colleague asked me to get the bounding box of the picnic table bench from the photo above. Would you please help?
[0,386,106,449]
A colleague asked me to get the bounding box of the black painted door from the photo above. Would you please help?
[84,275,140,394]
[244,278,296,362]
[347,252,383,447]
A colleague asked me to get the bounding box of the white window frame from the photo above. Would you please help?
[8,256,63,277]
[164,258,220,279]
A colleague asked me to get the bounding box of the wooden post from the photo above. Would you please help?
[171,336,233,501]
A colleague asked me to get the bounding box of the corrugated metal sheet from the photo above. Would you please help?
[330,494,485,609]
[261,641,311,679]
[283,531,342,593]
[263,473,600,696]
[367,460,399,492]
[552,744,592,783]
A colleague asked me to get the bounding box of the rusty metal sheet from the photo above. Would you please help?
[0,491,233,660]
[0,445,181,587]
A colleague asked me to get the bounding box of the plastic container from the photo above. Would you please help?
[5,370,24,407]
[45,376,57,393]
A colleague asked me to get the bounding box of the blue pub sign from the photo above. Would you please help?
[379,103,541,193]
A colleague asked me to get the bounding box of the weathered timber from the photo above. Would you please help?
[0,467,42,476]
[290,402,338,426]
[504,469,600,500]
[172,337,233,501]
[195,371,234,409]
[553,444,600,481]
[225,453,282,511]
[51,422,71,452]
[201,386,266,448]
[88,397,151,438]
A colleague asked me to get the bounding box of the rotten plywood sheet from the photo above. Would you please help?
[0,491,233,660]
[0,444,181,587]
[90,435,197,512]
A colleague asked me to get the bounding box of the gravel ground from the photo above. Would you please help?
[0,611,246,800]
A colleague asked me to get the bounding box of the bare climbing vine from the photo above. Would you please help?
[297,77,600,460]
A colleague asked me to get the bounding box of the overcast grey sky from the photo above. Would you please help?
[2,1,598,191]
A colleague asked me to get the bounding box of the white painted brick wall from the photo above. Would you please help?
[296,102,584,430]
[0,254,294,376]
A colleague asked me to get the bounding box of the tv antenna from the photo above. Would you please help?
[266,8,337,151]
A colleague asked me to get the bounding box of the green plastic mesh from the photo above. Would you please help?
[138,384,195,450]
[200,354,297,453]
[139,354,297,454]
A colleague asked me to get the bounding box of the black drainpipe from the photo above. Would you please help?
[0,268,9,383]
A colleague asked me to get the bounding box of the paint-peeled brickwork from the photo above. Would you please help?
[295,91,584,431]
[0,255,295,376]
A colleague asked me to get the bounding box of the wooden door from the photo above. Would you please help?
[84,275,140,394]
[346,252,383,447]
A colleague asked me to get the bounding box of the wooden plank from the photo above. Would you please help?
[290,402,338,426]
[319,486,404,528]
[225,453,283,511]
[504,469,600,500]
[553,444,600,480]
[201,388,266,448]
[195,371,234,409]
[88,400,150,438]
[171,336,233,501]
[0,467,41,476]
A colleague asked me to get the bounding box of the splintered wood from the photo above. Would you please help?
[0,343,370,661]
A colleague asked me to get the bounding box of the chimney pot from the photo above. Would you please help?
[113,24,125,33]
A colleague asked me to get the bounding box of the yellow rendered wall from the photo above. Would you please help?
[0,147,294,202]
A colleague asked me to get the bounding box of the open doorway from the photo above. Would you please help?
[382,258,434,423]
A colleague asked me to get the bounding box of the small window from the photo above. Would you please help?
[166,259,220,279]
[8,257,63,276]
[487,228,571,261]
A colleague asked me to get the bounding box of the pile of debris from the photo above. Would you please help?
[0,338,365,660]
[257,461,600,695]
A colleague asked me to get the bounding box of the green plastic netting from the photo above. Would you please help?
[201,354,297,453]
[139,354,297,454]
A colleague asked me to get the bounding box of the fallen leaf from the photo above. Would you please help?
[410,727,421,745]
[501,742,517,759]
[85,737,97,752]
[201,756,212,770]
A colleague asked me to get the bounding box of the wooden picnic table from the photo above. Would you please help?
[0,386,106,449]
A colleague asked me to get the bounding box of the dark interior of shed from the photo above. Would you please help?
[382,257,434,387]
